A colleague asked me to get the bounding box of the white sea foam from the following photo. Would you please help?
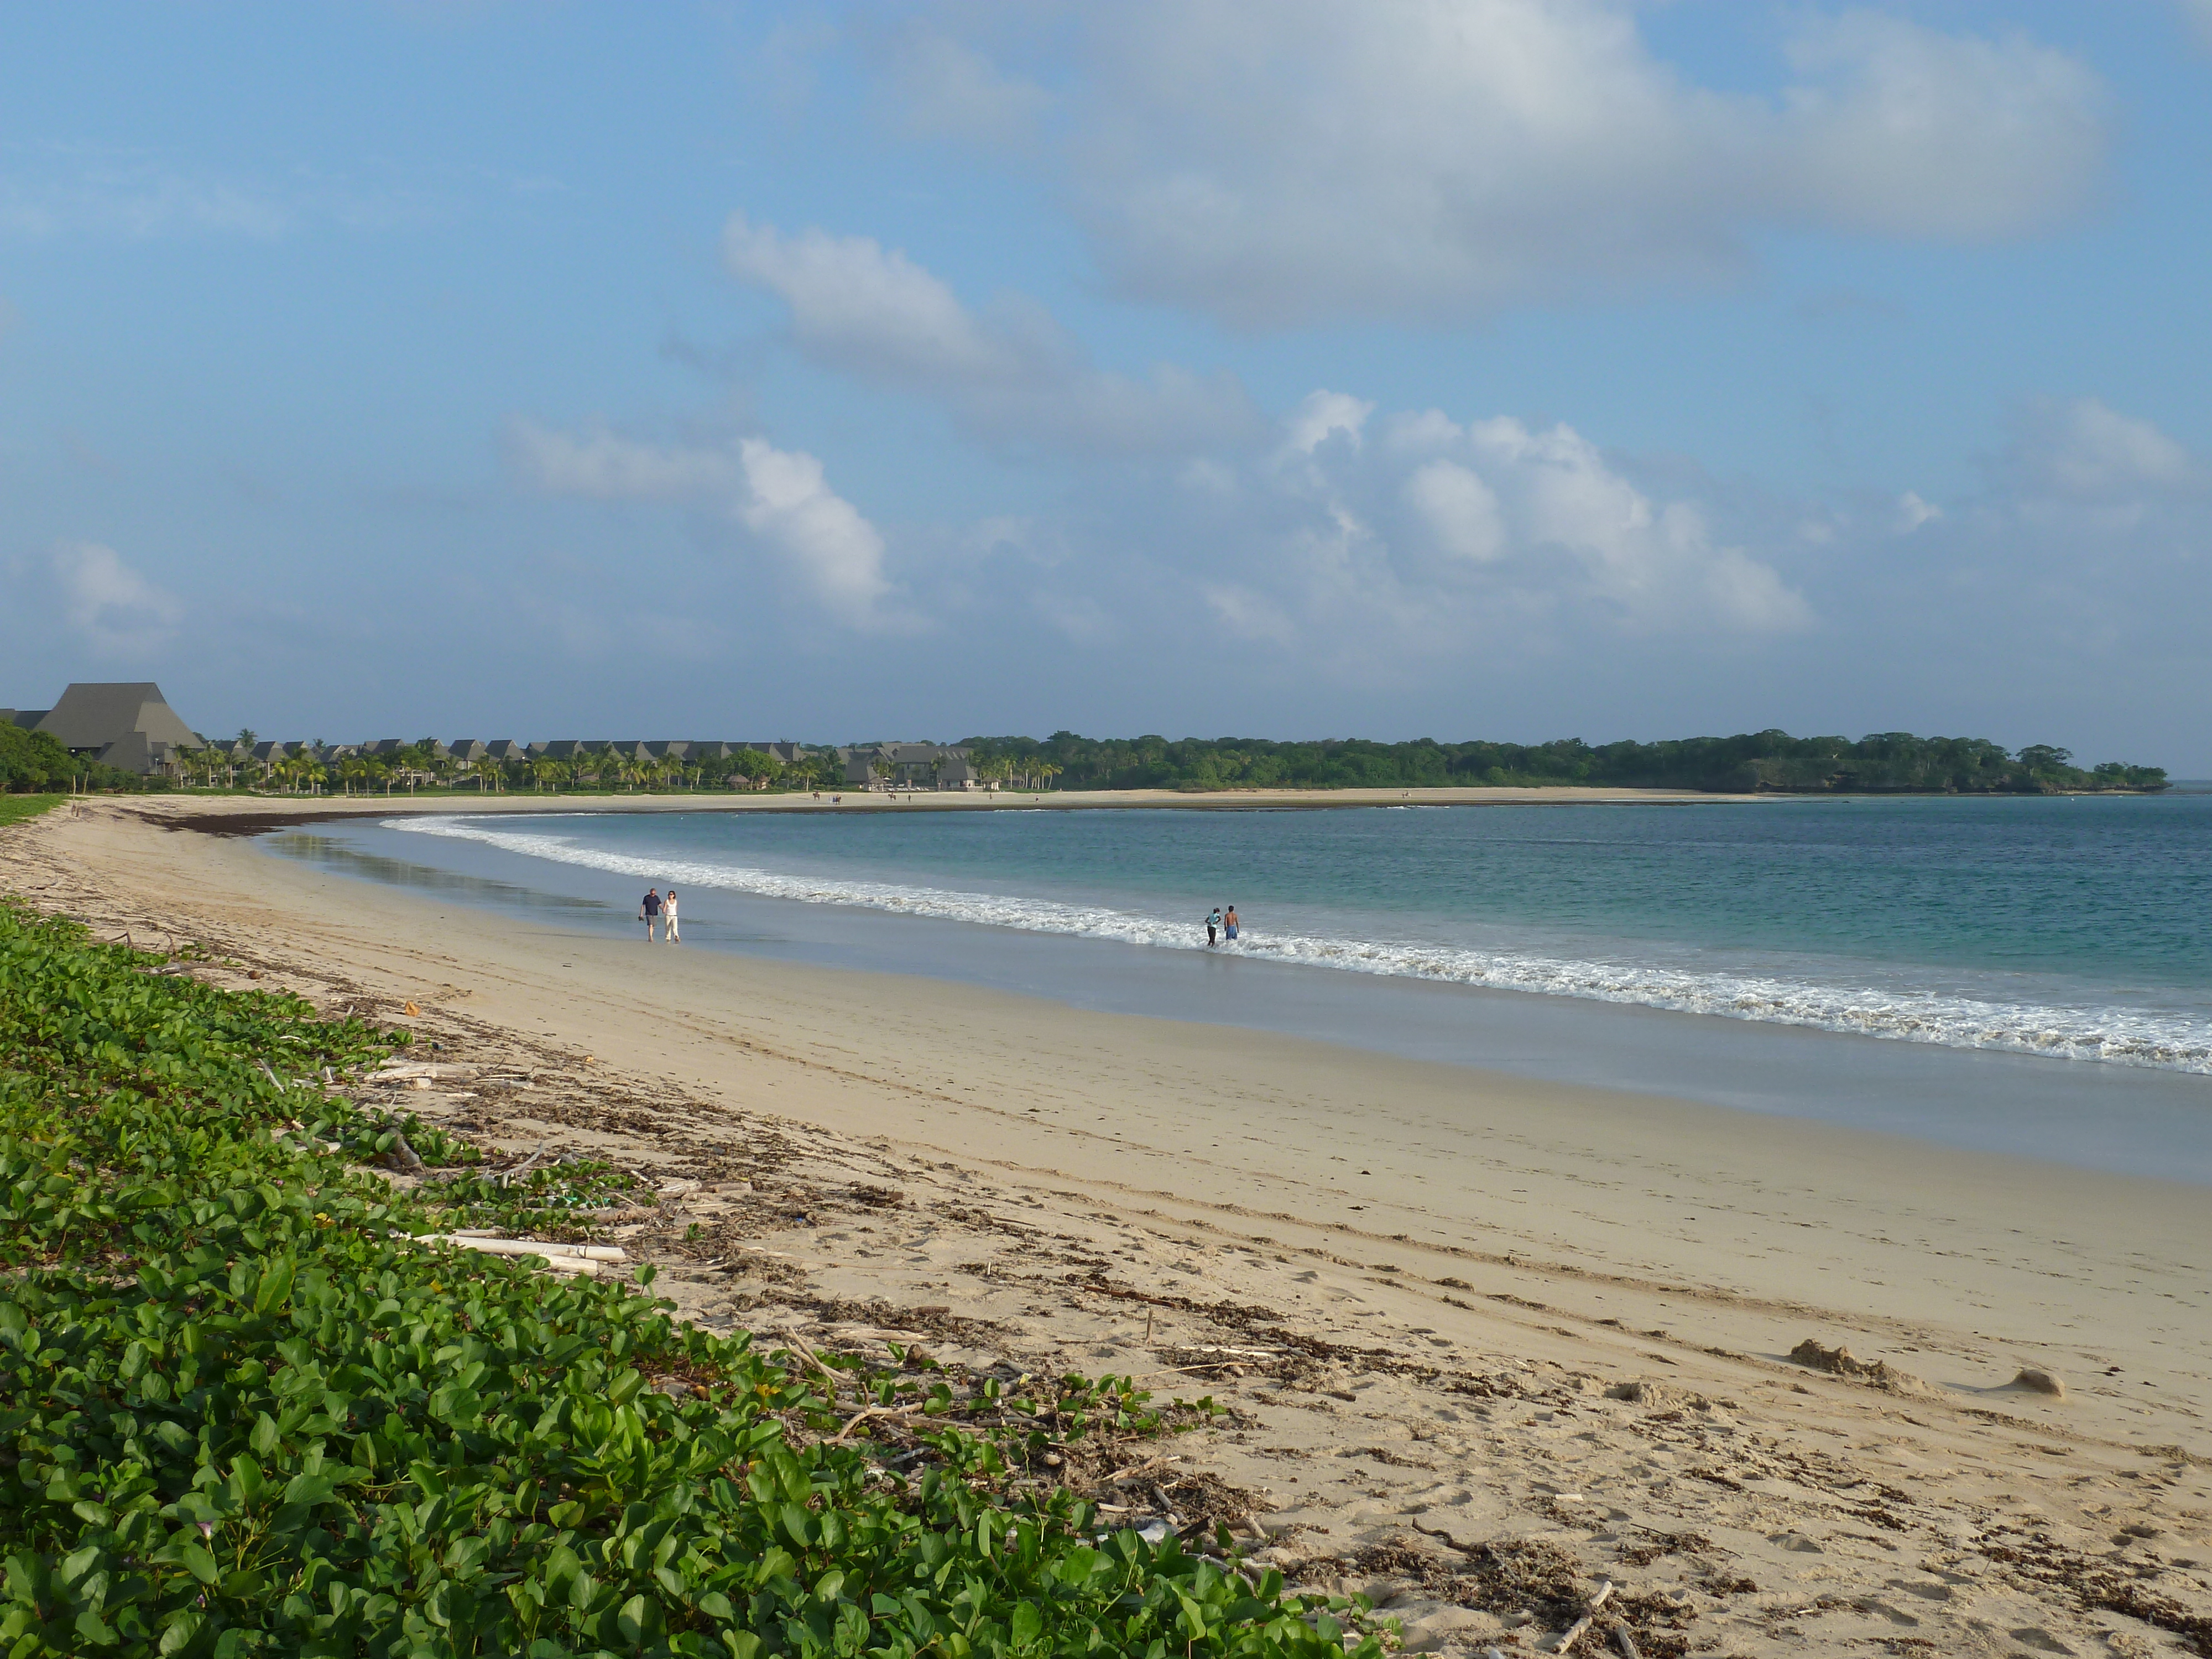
[387,816,2212,1074]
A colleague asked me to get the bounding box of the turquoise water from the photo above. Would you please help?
[378,794,2212,1073]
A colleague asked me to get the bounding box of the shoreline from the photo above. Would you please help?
[117,784,1765,838]
[281,810,2212,1185]
[7,801,2211,1654]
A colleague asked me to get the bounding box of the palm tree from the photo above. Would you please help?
[472,755,500,793]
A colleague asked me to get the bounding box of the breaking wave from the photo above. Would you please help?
[387,816,2212,1074]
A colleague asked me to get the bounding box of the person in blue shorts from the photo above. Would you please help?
[1224,906,1239,942]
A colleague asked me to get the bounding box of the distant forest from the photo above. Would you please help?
[959,730,2169,795]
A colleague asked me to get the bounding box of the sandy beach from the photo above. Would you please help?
[149,781,1766,836]
[8,796,2210,1657]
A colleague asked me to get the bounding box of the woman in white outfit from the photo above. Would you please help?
[663,888,680,943]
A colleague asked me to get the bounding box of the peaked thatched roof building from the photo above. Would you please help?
[6,682,205,774]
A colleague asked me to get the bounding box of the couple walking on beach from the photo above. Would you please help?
[1205,905,1240,947]
[639,886,680,943]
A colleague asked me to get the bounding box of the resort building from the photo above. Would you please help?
[1,681,207,775]
[837,743,978,790]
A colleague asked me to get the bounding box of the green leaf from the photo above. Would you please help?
[254,1255,294,1314]
[780,1503,813,1550]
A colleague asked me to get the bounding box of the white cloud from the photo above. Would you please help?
[513,422,902,628]
[1280,390,1374,458]
[2029,398,2196,496]
[1141,394,1813,660]
[52,541,183,653]
[1404,459,1506,563]
[1458,416,1811,632]
[928,0,2108,326]
[1201,582,1300,646]
[723,212,1258,451]
[1896,492,1942,533]
[0,168,288,239]
[510,421,741,499]
[888,29,1051,144]
[733,438,892,622]
[0,148,437,242]
[1777,14,2106,241]
[725,212,1013,384]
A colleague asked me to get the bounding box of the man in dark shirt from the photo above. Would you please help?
[641,888,663,942]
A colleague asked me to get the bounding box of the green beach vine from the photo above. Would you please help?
[0,900,1377,1658]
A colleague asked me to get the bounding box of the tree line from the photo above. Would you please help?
[3,722,2172,797]
[0,724,143,795]
[959,729,2170,794]
[192,738,846,796]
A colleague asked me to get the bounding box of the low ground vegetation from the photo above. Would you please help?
[0,902,1379,1658]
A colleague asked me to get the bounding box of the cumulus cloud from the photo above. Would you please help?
[723,212,1259,451]
[1399,411,1812,632]
[921,0,2108,325]
[514,422,901,627]
[51,541,183,653]
[1279,390,1375,459]
[732,439,892,620]
[1404,459,1505,563]
[1134,393,1813,666]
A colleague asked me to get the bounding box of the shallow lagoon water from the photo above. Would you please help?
[263,795,2212,1185]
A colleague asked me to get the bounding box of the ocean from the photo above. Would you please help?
[264,793,2212,1181]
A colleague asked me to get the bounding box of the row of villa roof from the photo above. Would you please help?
[6,683,985,790]
[220,739,980,789]
[206,738,812,766]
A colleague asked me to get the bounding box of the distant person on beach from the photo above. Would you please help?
[1224,906,1239,942]
[640,888,662,941]
[663,888,680,943]
[1206,907,1222,947]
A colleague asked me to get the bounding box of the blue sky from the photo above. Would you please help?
[4,2,2210,768]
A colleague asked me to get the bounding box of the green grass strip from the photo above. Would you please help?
[0,797,66,831]
[0,900,1377,1658]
